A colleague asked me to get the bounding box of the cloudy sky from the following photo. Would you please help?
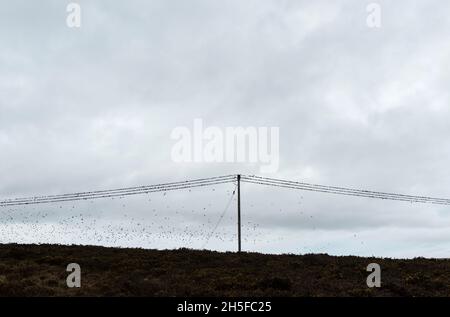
[1,0,450,258]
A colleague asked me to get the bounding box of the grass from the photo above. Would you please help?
[0,243,449,296]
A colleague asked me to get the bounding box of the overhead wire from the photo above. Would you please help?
[241,175,450,205]
[0,175,235,207]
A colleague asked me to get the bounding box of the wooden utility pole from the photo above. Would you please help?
[237,174,241,252]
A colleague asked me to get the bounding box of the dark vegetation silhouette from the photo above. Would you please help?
[0,244,449,296]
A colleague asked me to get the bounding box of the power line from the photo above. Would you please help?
[2,173,450,254]
[241,175,450,205]
[2,174,450,207]
[0,175,235,207]
[4,175,235,203]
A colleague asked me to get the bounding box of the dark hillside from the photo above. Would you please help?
[0,244,449,296]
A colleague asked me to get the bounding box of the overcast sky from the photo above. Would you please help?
[1,0,450,258]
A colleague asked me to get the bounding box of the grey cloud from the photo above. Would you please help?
[1,0,449,257]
